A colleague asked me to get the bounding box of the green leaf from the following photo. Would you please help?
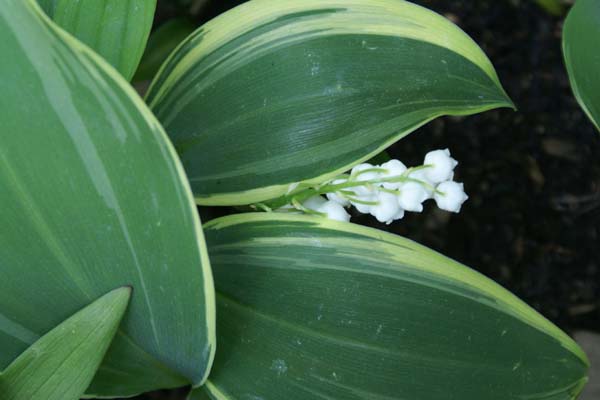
[35,0,58,17]
[0,287,131,400]
[193,213,589,400]
[146,0,514,206]
[51,0,157,80]
[534,0,565,16]
[134,18,197,82]
[0,1,215,397]
[563,0,600,132]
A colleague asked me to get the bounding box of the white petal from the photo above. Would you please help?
[423,149,458,184]
[434,181,469,213]
[370,191,401,224]
[317,201,351,222]
[347,179,377,214]
[351,194,376,214]
[392,208,405,222]
[352,163,380,183]
[397,182,428,212]
[346,164,381,208]
[302,195,327,211]
[380,159,407,189]
[326,192,350,206]
[352,184,374,197]
[408,169,434,199]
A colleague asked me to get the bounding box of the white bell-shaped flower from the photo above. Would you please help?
[397,182,429,212]
[408,169,434,199]
[302,195,327,211]
[434,181,469,213]
[326,179,350,206]
[352,202,374,214]
[348,163,379,213]
[370,191,402,225]
[351,163,380,181]
[350,195,377,214]
[380,159,407,189]
[285,148,468,225]
[317,201,351,222]
[423,149,458,183]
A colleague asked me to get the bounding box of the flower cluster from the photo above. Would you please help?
[291,149,468,224]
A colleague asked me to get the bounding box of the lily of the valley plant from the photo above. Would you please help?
[0,0,590,400]
[274,148,468,224]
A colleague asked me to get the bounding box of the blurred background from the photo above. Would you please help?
[131,0,600,398]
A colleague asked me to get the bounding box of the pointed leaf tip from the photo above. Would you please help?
[0,288,132,400]
[147,0,513,205]
[1,1,215,396]
[199,213,589,400]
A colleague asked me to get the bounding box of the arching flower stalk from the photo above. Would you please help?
[264,149,469,223]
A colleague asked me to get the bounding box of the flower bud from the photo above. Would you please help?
[371,191,403,225]
[408,169,434,199]
[302,195,327,211]
[423,149,458,183]
[326,179,350,206]
[434,181,469,213]
[317,201,351,222]
[380,159,407,189]
[397,182,429,212]
[351,196,376,214]
[351,163,380,182]
[348,163,379,213]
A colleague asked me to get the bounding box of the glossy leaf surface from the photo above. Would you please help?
[0,288,131,400]
[563,0,600,132]
[0,1,214,397]
[192,213,588,400]
[147,0,513,205]
[52,0,156,80]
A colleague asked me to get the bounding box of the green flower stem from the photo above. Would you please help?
[291,198,326,217]
[258,165,435,211]
[343,196,379,206]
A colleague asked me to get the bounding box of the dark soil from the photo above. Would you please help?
[132,1,600,398]
[381,0,600,333]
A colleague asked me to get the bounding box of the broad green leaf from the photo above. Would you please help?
[147,0,514,206]
[0,288,131,400]
[193,213,589,400]
[51,0,157,80]
[134,18,197,82]
[0,1,215,397]
[563,0,600,132]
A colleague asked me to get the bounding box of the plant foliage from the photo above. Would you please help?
[0,0,590,399]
